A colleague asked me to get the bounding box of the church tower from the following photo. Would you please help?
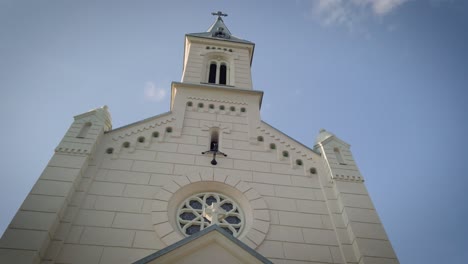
[0,13,399,264]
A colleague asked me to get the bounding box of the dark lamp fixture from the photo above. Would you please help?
[201,142,227,165]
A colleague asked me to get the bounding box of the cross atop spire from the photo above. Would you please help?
[185,11,253,45]
[211,11,228,19]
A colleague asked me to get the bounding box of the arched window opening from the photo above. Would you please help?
[334,147,346,165]
[205,59,230,85]
[208,63,217,84]
[210,129,220,151]
[77,122,92,138]
[219,64,227,85]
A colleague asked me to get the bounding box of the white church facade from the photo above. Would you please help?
[0,13,399,264]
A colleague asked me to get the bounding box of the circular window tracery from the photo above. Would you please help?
[177,192,244,237]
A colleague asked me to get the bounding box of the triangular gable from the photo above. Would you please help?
[133,225,272,264]
[106,111,174,138]
[259,120,321,157]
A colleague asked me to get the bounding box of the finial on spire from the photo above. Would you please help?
[211,11,228,19]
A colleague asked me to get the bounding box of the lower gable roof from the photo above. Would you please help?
[133,225,272,264]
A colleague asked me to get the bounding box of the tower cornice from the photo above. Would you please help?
[170,81,263,110]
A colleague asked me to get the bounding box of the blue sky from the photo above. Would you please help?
[1,1,467,263]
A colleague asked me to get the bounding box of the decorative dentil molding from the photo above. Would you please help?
[256,124,315,161]
[332,173,364,182]
[54,144,91,156]
[187,96,247,105]
[111,116,176,141]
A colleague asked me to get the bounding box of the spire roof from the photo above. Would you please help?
[186,12,253,44]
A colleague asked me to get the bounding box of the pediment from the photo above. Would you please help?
[133,225,272,264]
[258,121,321,159]
[107,111,175,140]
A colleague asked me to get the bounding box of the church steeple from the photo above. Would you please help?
[186,11,253,44]
[207,11,232,39]
[181,12,255,89]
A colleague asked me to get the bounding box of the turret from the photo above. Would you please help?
[315,129,399,264]
[0,106,112,263]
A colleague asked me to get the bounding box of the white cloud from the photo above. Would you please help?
[144,81,166,102]
[366,0,407,15]
[311,0,409,29]
[312,0,352,27]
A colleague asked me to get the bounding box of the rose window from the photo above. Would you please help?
[177,192,244,237]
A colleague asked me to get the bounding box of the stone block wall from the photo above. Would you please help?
[317,137,399,264]
[0,107,111,264]
[1,102,398,264]
[43,101,340,264]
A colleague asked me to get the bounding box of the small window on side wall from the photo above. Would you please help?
[77,122,92,138]
[334,147,346,165]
